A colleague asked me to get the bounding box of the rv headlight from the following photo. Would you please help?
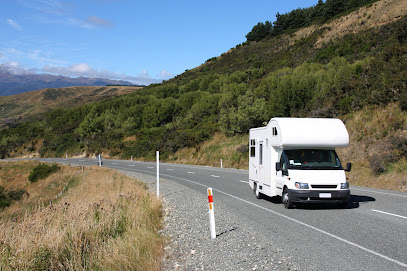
[341,182,349,189]
[295,182,309,189]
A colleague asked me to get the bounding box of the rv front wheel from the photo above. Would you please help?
[282,188,293,209]
[254,183,262,199]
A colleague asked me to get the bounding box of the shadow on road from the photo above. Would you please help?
[258,194,376,210]
[347,194,376,209]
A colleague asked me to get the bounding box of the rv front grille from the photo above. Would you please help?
[311,185,338,189]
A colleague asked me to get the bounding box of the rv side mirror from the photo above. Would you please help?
[345,163,352,172]
[276,162,281,171]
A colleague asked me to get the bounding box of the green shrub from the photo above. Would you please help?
[0,186,26,209]
[369,153,398,175]
[399,91,407,111]
[369,154,389,175]
[28,164,60,183]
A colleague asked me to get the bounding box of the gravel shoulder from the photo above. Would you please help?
[118,169,309,271]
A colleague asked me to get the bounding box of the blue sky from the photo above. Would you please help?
[1,0,317,85]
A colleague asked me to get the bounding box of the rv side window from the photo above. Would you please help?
[250,139,255,157]
[259,143,263,165]
[272,127,278,136]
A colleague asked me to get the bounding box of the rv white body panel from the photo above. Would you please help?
[249,118,351,208]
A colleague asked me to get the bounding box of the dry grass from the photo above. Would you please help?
[170,133,248,169]
[0,162,164,270]
[287,0,407,47]
[338,103,407,192]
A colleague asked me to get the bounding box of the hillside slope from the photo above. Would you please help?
[0,0,406,190]
[0,86,142,126]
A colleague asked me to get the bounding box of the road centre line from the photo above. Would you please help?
[372,209,407,220]
[129,165,135,167]
[187,172,195,174]
[351,187,407,198]
[112,163,117,164]
[240,180,249,183]
[166,169,174,171]
[137,169,407,269]
[147,166,154,169]
[211,175,220,178]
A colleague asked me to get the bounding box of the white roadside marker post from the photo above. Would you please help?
[156,151,160,198]
[131,155,133,161]
[66,154,68,159]
[98,154,102,167]
[220,159,223,168]
[207,188,216,239]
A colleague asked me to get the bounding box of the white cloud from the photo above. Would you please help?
[158,70,173,79]
[42,63,163,85]
[21,1,113,30]
[0,62,39,74]
[6,19,22,31]
[0,59,168,85]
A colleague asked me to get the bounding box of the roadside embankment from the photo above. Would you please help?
[0,162,164,270]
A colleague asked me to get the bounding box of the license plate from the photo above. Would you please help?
[319,193,332,198]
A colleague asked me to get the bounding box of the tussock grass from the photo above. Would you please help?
[171,133,248,169]
[0,162,164,270]
[334,103,407,192]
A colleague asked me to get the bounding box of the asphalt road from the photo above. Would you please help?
[10,157,407,270]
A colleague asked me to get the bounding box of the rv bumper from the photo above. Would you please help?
[289,189,350,203]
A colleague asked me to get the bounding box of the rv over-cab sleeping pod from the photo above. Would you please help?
[249,118,351,209]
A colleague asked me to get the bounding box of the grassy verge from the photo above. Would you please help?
[0,161,164,270]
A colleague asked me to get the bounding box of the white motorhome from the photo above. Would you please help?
[249,118,351,208]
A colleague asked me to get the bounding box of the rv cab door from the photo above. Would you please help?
[275,151,286,195]
[258,142,264,184]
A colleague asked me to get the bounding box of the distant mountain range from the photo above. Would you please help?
[0,69,142,96]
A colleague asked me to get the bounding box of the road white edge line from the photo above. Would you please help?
[187,172,195,174]
[210,175,219,178]
[372,209,407,220]
[240,180,249,183]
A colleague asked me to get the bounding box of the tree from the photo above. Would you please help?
[246,21,273,42]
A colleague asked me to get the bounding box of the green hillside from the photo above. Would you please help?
[1,0,406,190]
[0,86,141,127]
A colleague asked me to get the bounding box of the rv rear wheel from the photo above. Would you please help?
[282,187,293,209]
[254,183,262,199]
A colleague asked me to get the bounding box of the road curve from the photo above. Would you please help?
[6,157,407,270]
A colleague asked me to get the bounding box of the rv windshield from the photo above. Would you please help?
[284,150,342,170]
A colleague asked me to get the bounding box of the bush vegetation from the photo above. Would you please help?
[28,163,60,183]
[245,0,380,41]
[0,186,25,209]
